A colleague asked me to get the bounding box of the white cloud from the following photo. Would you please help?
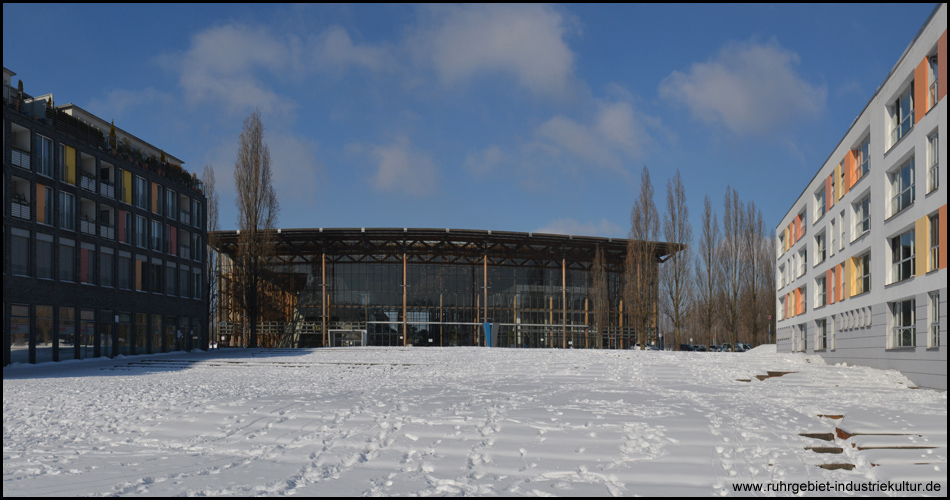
[535,218,625,238]
[465,145,505,177]
[266,133,323,207]
[660,40,826,136]
[534,100,648,174]
[416,4,576,97]
[368,135,438,196]
[312,26,390,72]
[176,24,293,115]
[87,87,174,121]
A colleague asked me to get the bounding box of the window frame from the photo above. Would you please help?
[927,131,939,194]
[890,84,914,147]
[890,229,915,284]
[853,194,870,239]
[888,157,915,217]
[891,298,916,348]
[930,291,941,349]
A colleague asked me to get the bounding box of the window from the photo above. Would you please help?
[890,84,913,146]
[930,292,941,348]
[816,319,827,350]
[930,213,940,271]
[100,250,114,288]
[853,195,870,238]
[166,189,177,221]
[889,158,915,217]
[118,253,132,290]
[136,216,147,248]
[150,220,163,252]
[35,135,53,177]
[37,236,54,280]
[798,247,807,277]
[814,231,826,265]
[815,276,826,308]
[830,219,836,257]
[11,229,30,276]
[799,286,807,314]
[928,132,939,193]
[166,264,177,296]
[57,144,66,181]
[81,246,95,285]
[59,192,76,231]
[815,187,826,220]
[59,239,76,282]
[890,229,915,284]
[192,200,202,229]
[799,210,807,236]
[855,252,871,295]
[929,54,939,110]
[193,270,202,299]
[839,211,846,251]
[855,136,870,178]
[778,263,785,289]
[192,234,202,263]
[150,260,163,294]
[891,298,915,348]
[135,176,148,210]
[180,266,191,298]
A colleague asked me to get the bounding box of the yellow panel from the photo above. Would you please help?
[916,217,928,276]
[845,257,855,299]
[65,145,76,185]
[123,170,133,204]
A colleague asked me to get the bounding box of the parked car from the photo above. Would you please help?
[679,344,694,351]
[708,345,721,352]
[740,343,752,351]
[720,343,732,352]
[693,345,707,352]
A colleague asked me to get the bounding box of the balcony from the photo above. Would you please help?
[11,200,31,220]
[80,173,96,192]
[81,218,96,235]
[11,148,30,169]
[180,211,191,225]
[179,246,191,261]
[100,224,115,240]
[100,182,115,199]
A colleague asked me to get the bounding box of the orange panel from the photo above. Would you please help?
[826,269,833,304]
[941,204,947,270]
[939,30,947,102]
[36,183,47,224]
[844,151,854,191]
[152,182,159,213]
[915,57,929,122]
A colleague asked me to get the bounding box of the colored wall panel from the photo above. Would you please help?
[915,57,929,123]
[152,182,159,213]
[941,204,948,270]
[834,164,842,200]
[826,269,833,303]
[916,216,928,276]
[844,151,854,190]
[122,170,132,204]
[170,226,178,256]
[80,248,89,283]
[65,145,76,185]
[36,183,47,224]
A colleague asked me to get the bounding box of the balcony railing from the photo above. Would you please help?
[80,174,96,192]
[180,211,191,225]
[929,164,939,193]
[179,246,191,261]
[80,218,96,235]
[11,148,30,169]
[12,201,31,220]
[892,326,915,348]
[100,182,115,199]
[100,224,115,240]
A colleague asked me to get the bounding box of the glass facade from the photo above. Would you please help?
[215,229,670,350]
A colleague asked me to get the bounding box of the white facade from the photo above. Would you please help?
[775,4,947,390]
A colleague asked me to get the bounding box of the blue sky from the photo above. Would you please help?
[3,4,939,240]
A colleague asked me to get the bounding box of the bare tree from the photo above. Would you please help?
[661,170,692,350]
[741,201,767,347]
[693,195,720,349]
[760,231,776,345]
[625,166,660,350]
[234,110,280,349]
[719,186,744,351]
[590,245,608,349]
[202,164,220,348]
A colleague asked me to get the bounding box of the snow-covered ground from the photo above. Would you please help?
[3,346,946,496]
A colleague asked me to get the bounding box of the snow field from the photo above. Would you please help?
[3,346,946,496]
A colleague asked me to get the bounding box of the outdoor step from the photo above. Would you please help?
[799,432,836,441]
[806,446,844,454]
[817,463,855,471]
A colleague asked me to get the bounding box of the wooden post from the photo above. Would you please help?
[402,252,407,347]
[549,296,553,348]
[483,255,488,323]
[439,293,443,347]
[562,257,567,349]
[584,297,589,349]
[619,299,624,350]
[322,253,326,347]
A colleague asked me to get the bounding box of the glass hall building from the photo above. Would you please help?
[212,228,681,349]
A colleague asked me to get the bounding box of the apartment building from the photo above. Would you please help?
[775,4,946,390]
[3,67,209,367]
